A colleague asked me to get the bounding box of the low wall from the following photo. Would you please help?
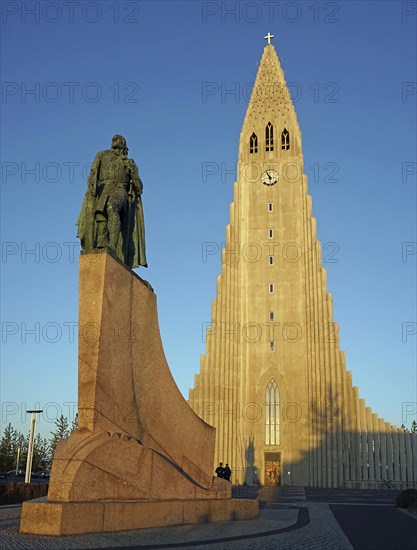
[0,483,48,505]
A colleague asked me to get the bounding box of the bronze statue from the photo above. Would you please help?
[76,135,147,269]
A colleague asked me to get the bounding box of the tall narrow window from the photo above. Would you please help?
[281,128,290,150]
[265,379,280,445]
[269,283,274,294]
[269,341,275,352]
[250,132,258,154]
[270,311,274,321]
[269,229,273,238]
[269,256,274,265]
[266,122,274,152]
[268,203,273,212]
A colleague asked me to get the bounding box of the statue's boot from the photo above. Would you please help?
[96,217,108,248]
[107,213,121,252]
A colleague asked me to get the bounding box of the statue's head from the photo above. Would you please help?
[111,134,128,151]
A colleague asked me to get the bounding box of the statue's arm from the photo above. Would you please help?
[129,160,143,195]
[87,153,102,196]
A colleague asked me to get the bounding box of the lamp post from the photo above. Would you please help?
[15,446,20,476]
[25,410,43,484]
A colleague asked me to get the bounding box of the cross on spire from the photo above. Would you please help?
[264,32,274,45]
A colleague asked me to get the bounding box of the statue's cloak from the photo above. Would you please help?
[76,186,147,270]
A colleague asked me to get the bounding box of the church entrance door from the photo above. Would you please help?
[264,452,281,485]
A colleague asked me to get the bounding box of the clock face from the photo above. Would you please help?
[262,170,279,186]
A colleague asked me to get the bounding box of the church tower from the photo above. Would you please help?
[189,37,417,488]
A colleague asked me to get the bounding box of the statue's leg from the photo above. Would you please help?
[107,199,121,252]
[95,213,108,248]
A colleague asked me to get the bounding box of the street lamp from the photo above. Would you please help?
[15,446,20,476]
[25,410,43,484]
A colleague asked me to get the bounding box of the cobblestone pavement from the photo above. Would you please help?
[0,500,352,549]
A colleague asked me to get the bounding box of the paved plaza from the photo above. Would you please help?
[1,488,416,549]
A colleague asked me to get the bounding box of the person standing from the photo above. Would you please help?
[215,462,225,478]
[224,463,231,481]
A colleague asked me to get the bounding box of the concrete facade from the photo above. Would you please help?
[189,43,416,489]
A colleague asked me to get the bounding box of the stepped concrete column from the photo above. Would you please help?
[378,418,387,483]
[359,399,368,485]
[398,429,407,487]
[366,407,375,486]
[341,367,352,486]
[373,414,381,483]
[392,426,401,484]
[411,432,417,484]
[405,431,413,485]
[385,422,394,482]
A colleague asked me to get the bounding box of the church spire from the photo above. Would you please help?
[189,37,415,490]
[239,37,302,164]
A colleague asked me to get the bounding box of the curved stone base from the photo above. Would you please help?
[20,250,259,535]
[46,426,231,503]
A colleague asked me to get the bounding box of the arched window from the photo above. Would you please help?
[266,122,274,152]
[250,132,258,154]
[265,379,280,445]
[281,128,290,150]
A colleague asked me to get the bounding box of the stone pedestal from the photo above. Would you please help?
[20,250,258,535]
[21,498,257,536]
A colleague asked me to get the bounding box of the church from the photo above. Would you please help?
[188,36,417,488]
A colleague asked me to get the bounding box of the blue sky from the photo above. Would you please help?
[1,0,416,439]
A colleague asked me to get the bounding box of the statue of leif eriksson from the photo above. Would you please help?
[76,135,147,270]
